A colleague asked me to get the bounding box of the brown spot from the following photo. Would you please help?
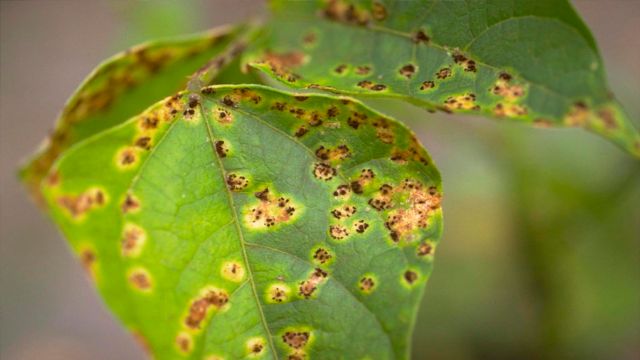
[357,80,373,89]
[176,333,192,353]
[251,343,263,354]
[371,84,387,91]
[79,248,96,274]
[216,108,233,124]
[315,144,351,161]
[329,225,349,240]
[327,106,339,117]
[404,270,418,284]
[294,126,308,137]
[295,95,309,102]
[185,289,229,329]
[356,65,371,75]
[334,64,348,74]
[188,94,200,108]
[313,248,332,264]
[372,117,394,144]
[119,149,136,165]
[222,95,237,108]
[282,332,310,349]
[443,93,478,111]
[399,64,416,79]
[359,277,375,292]
[436,67,452,80]
[452,53,477,72]
[121,193,140,213]
[491,73,524,100]
[129,269,151,290]
[354,220,369,233]
[417,242,433,256]
[201,87,215,95]
[248,188,296,228]
[272,102,287,111]
[139,116,159,130]
[135,136,151,150]
[564,101,589,126]
[313,162,337,181]
[121,224,145,257]
[299,268,328,298]
[372,180,442,242]
[372,1,387,21]
[420,81,435,91]
[302,32,316,45]
[412,30,430,44]
[57,188,105,218]
[261,51,306,81]
[215,140,228,158]
[226,173,248,191]
[333,184,351,197]
[597,108,617,129]
[269,284,289,303]
[494,103,528,117]
[331,205,357,219]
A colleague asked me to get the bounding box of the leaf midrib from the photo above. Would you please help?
[199,98,279,360]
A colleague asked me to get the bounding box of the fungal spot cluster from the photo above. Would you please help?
[246,188,297,228]
[367,179,442,243]
[350,168,375,194]
[214,107,233,124]
[491,73,524,100]
[323,0,371,26]
[331,205,356,219]
[121,223,146,257]
[564,101,589,127]
[246,337,266,356]
[443,93,479,112]
[436,67,452,80]
[226,173,249,191]
[315,144,351,161]
[121,193,140,213]
[312,248,333,264]
[390,135,430,165]
[417,242,434,257]
[57,187,106,218]
[313,162,337,181]
[452,52,477,72]
[329,224,349,240]
[268,283,291,303]
[215,140,229,157]
[299,268,328,298]
[184,288,229,329]
[357,80,387,91]
[359,276,376,293]
[117,148,138,167]
[372,117,395,144]
[259,51,305,83]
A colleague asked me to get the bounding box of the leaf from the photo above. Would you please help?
[39,85,442,359]
[21,24,259,202]
[244,0,640,157]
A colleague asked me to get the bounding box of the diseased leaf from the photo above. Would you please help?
[40,85,442,359]
[21,24,259,202]
[245,0,640,157]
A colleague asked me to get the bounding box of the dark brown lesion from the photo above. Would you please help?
[399,64,417,79]
[299,268,328,298]
[57,188,106,218]
[226,173,248,191]
[184,289,229,329]
[313,248,333,264]
[359,277,375,292]
[282,331,310,349]
[121,193,140,213]
[247,188,297,228]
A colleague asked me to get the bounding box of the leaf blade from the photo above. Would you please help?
[245,0,640,157]
[40,85,442,359]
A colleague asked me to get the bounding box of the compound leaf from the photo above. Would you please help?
[40,85,442,359]
[21,24,258,202]
[245,0,640,157]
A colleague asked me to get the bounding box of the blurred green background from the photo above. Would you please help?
[0,1,638,359]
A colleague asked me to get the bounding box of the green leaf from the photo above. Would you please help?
[245,0,640,157]
[39,85,442,359]
[21,24,258,202]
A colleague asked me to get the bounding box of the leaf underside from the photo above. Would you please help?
[41,85,442,359]
[20,24,259,203]
[244,0,640,157]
